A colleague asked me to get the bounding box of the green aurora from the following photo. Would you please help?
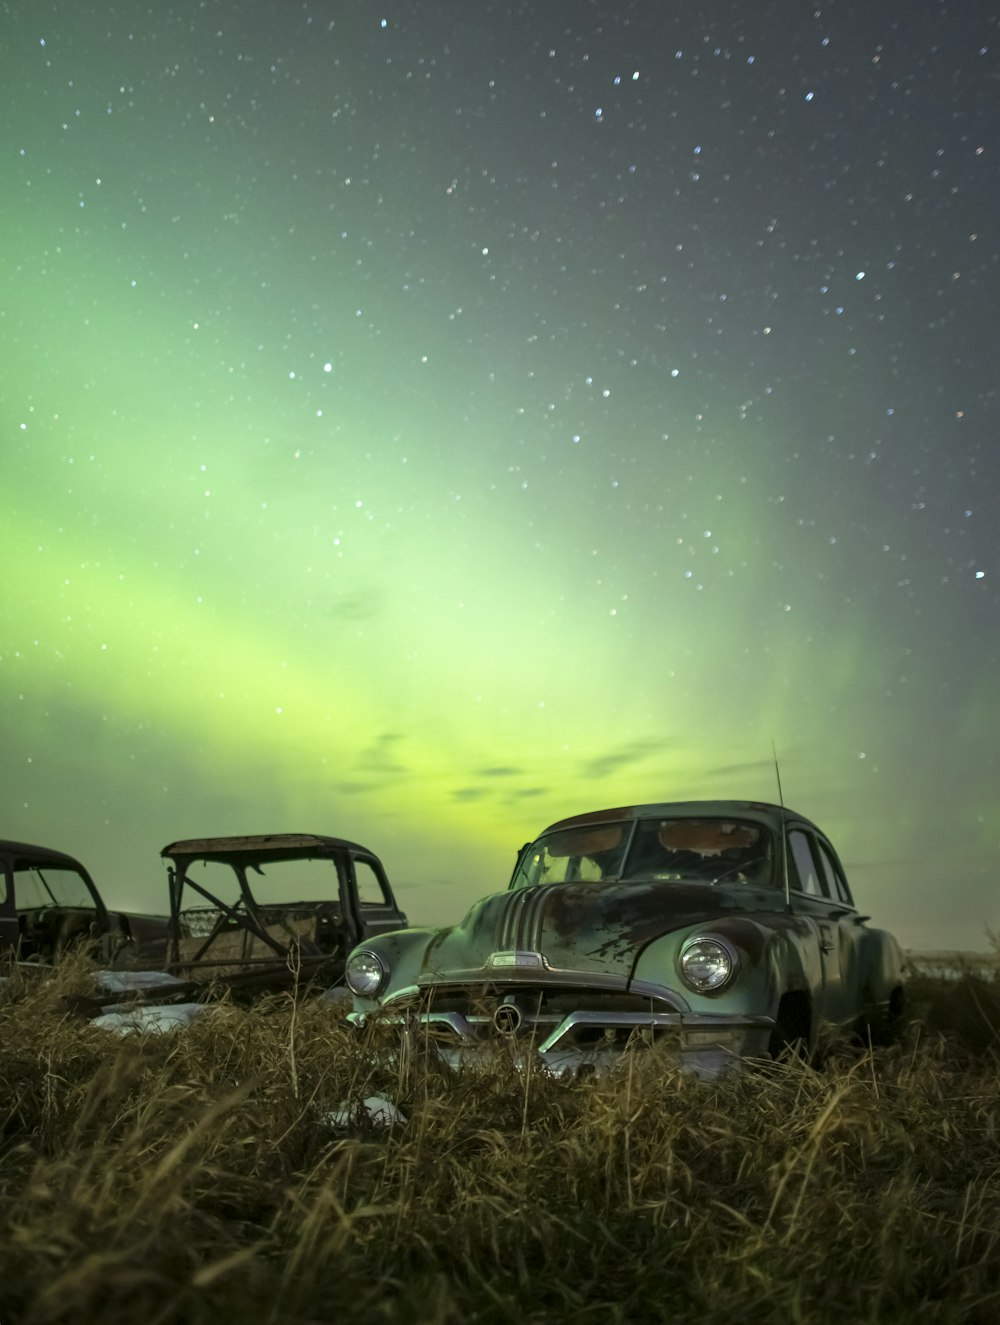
[2,2,997,949]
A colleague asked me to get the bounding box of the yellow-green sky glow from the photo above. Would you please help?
[3,2,998,950]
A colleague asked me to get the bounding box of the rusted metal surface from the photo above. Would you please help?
[162,833,373,859]
[0,839,169,965]
[347,800,905,1078]
[112,832,409,1001]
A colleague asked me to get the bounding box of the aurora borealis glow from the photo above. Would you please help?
[3,2,998,951]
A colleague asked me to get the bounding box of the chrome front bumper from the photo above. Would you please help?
[348,1007,775,1079]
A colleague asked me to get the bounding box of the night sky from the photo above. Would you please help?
[3,1,998,952]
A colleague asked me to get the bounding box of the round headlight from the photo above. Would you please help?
[345,950,388,998]
[679,937,736,993]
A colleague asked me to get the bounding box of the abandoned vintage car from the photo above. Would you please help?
[114,833,409,995]
[0,838,168,964]
[345,801,905,1076]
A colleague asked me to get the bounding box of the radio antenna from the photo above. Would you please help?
[772,741,791,912]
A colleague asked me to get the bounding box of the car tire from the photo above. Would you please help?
[863,985,906,1047]
[768,992,812,1062]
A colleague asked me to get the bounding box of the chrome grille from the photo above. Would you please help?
[404,985,688,1050]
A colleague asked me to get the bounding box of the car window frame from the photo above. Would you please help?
[509,821,636,889]
[351,851,396,908]
[785,825,859,913]
[786,828,829,898]
[813,835,855,907]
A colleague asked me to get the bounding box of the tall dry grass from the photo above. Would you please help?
[0,958,998,1324]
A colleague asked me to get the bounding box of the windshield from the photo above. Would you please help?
[512,818,773,889]
[512,824,631,887]
[178,855,342,912]
[625,818,772,884]
[14,865,97,909]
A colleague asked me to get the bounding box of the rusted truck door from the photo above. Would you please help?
[343,850,408,949]
[0,859,18,955]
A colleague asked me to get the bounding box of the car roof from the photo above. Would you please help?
[537,801,822,835]
[0,839,91,871]
[161,832,374,861]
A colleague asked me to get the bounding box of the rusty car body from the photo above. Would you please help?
[115,833,409,996]
[0,838,168,965]
[345,801,905,1077]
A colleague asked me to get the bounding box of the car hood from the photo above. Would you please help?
[421,880,779,981]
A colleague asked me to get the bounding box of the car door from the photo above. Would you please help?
[812,833,868,1022]
[785,828,853,1029]
[349,851,408,944]
[0,854,18,954]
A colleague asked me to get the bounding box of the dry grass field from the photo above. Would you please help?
[1,956,998,1325]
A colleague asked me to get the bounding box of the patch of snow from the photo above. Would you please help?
[92,1002,210,1035]
[326,1095,407,1129]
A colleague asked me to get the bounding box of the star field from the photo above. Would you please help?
[2,1,998,949]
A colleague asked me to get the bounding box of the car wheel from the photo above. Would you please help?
[863,985,906,1047]
[768,992,812,1062]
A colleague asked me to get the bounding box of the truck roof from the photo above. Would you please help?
[161,832,374,861]
[0,839,92,872]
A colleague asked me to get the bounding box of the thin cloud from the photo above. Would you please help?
[578,741,663,780]
[355,732,408,777]
[451,787,488,802]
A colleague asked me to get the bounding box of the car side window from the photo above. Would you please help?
[787,830,826,897]
[354,858,391,906]
[815,840,853,905]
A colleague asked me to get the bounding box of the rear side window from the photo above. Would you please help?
[787,831,827,897]
[815,840,853,905]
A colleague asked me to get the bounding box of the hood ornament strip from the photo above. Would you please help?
[498,890,527,951]
[520,884,556,951]
[499,883,555,952]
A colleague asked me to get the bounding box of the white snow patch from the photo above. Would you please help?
[326,1096,407,1129]
[92,1002,210,1035]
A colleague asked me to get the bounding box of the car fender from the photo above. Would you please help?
[630,915,806,1018]
[348,926,439,1011]
[855,924,905,1002]
[764,917,827,996]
